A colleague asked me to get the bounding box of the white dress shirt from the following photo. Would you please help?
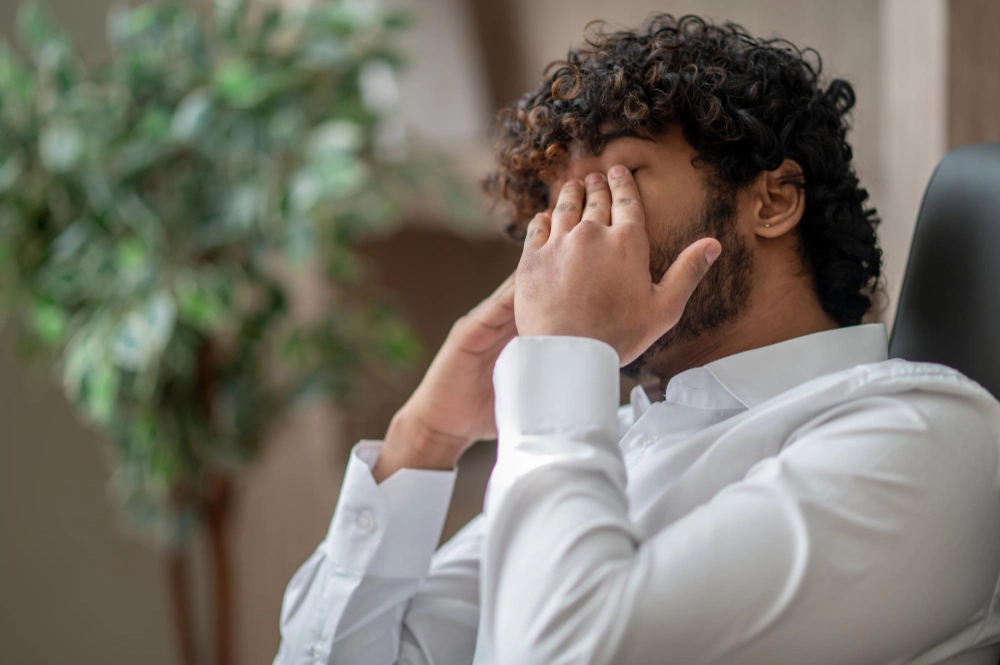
[274,324,1000,665]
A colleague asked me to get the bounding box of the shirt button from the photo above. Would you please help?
[356,510,376,533]
[640,435,657,450]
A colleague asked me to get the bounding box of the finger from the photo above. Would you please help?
[458,272,517,352]
[580,172,612,226]
[523,212,551,249]
[607,165,644,227]
[653,238,723,323]
[475,272,517,329]
[551,179,585,234]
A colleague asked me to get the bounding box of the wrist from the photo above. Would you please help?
[372,409,464,483]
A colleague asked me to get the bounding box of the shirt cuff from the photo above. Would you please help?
[493,336,621,442]
[486,336,622,512]
[324,440,457,578]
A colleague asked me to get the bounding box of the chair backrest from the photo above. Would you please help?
[889,143,1000,399]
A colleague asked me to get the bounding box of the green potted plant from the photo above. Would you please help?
[0,1,475,663]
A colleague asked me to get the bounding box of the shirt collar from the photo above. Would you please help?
[663,323,889,409]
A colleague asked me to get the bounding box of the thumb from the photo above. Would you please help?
[653,238,722,323]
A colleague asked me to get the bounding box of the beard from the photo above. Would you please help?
[621,187,755,379]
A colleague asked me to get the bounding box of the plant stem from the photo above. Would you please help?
[207,475,235,665]
[167,547,198,665]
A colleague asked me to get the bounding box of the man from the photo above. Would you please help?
[275,15,1000,665]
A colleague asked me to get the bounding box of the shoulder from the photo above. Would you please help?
[840,359,1000,434]
[784,357,1000,428]
[781,359,1000,482]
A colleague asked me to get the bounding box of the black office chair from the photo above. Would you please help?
[889,142,1000,400]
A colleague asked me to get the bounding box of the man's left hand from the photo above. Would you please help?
[514,165,722,366]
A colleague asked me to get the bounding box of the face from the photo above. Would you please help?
[545,128,755,378]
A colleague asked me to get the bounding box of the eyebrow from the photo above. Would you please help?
[544,128,654,204]
[597,127,655,148]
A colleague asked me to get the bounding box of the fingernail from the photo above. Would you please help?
[705,243,722,266]
[565,179,583,188]
[609,165,628,178]
[585,172,604,185]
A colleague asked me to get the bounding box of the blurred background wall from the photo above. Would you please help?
[1,1,999,664]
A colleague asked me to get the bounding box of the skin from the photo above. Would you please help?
[372,128,838,482]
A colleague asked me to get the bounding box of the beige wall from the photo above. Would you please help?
[0,338,176,665]
[879,0,948,327]
[948,0,1000,149]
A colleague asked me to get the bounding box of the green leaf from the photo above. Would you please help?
[105,6,133,47]
[114,236,151,281]
[85,361,119,425]
[298,40,347,69]
[63,327,102,401]
[179,288,219,327]
[307,4,376,35]
[358,60,399,113]
[214,0,250,35]
[280,329,308,366]
[314,156,368,199]
[107,4,171,46]
[377,318,421,364]
[0,152,25,193]
[175,272,229,330]
[50,219,91,261]
[284,218,316,266]
[288,168,322,213]
[112,291,176,369]
[32,301,67,345]
[268,105,305,145]
[137,107,172,142]
[213,60,266,108]
[16,3,70,56]
[130,412,159,453]
[307,120,365,161]
[0,42,34,104]
[225,183,261,229]
[147,444,180,487]
[255,7,283,46]
[171,88,213,141]
[39,121,85,172]
[383,9,415,31]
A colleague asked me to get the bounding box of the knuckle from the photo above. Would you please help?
[586,200,610,211]
[612,197,638,209]
[525,217,544,237]
[450,314,472,337]
[573,220,604,238]
[611,223,638,243]
[586,181,608,195]
[554,202,579,214]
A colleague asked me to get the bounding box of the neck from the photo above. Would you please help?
[644,274,839,385]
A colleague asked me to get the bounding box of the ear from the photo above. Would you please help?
[750,159,805,239]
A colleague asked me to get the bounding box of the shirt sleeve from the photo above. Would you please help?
[479,336,1000,665]
[274,439,483,665]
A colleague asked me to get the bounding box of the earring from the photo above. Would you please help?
[764,223,773,228]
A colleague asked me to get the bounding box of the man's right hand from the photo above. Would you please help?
[372,273,517,483]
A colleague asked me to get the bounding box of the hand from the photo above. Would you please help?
[373,274,517,482]
[515,166,722,366]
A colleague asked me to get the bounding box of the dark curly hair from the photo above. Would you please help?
[485,14,882,326]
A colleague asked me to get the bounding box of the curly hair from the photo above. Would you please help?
[485,14,882,326]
